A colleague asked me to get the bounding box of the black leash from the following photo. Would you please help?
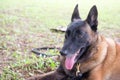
[31,47,60,57]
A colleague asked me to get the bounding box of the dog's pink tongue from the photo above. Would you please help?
[65,54,77,70]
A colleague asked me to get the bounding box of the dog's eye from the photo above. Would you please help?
[76,30,83,39]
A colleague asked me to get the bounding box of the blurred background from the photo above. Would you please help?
[0,0,120,79]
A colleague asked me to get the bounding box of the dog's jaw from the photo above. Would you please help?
[64,49,82,70]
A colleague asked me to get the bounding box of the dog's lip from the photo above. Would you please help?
[77,47,84,58]
[75,47,85,61]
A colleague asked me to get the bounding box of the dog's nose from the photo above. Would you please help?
[60,50,67,56]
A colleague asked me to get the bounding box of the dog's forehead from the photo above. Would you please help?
[67,20,86,30]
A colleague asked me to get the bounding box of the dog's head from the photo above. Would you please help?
[60,4,98,70]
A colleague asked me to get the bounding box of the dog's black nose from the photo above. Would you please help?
[60,50,67,56]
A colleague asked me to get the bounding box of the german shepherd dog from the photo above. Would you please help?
[27,5,120,80]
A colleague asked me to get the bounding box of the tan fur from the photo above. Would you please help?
[79,35,120,80]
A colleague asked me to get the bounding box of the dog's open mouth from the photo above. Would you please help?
[65,48,84,70]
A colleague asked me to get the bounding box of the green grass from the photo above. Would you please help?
[0,0,120,79]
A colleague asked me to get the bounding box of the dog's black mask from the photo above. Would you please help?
[60,4,98,70]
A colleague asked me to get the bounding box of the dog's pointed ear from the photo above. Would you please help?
[86,5,98,32]
[71,4,81,22]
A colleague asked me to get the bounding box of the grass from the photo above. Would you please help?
[0,0,120,79]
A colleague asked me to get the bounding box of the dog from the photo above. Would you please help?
[27,4,120,80]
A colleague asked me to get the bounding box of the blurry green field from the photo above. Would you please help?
[0,0,120,79]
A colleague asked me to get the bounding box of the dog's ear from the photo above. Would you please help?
[86,5,98,32]
[71,4,81,22]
